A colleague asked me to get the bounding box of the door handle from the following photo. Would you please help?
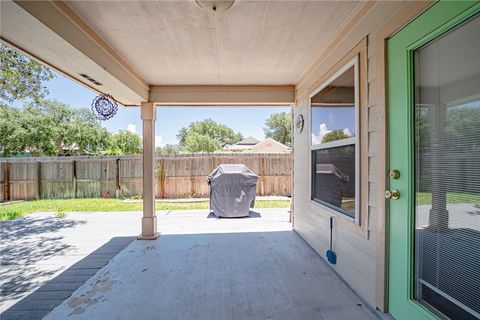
[385,189,400,200]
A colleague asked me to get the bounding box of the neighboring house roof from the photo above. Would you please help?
[224,137,290,153]
[224,144,254,152]
[236,136,261,145]
[249,138,290,153]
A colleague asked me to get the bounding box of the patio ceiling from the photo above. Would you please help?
[1,0,368,105]
[66,0,364,86]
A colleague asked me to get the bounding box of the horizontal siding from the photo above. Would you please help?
[368,106,380,132]
[293,1,413,309]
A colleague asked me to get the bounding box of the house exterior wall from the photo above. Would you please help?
[292,1,432,311]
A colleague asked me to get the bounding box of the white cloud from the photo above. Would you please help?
[127,124,137,134]
[155,135,165,148]
[312,123,352,144]
[311,123,331,144]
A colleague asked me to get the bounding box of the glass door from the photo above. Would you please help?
[387,2,480,320]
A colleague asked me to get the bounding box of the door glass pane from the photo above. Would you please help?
[414,14,480,320]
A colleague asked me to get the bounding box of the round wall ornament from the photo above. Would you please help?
[91,93,118,121]
[295,114,304,134]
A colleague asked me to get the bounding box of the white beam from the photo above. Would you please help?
[149,85,295,106]
[138,102,159,240]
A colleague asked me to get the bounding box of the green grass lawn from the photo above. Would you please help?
[416,192,480,206]
[0,198,291,222]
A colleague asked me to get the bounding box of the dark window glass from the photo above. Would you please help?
[312,145,356,218]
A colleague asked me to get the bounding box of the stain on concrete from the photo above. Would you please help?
[69,306,85,316]
[67,276,117,316]
[142,244,156,253]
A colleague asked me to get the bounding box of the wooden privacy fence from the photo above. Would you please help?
[0,153,291,202]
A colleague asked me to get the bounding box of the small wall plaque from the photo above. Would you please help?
[295,114,304,134]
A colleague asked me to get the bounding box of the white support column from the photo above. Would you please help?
[138,102,159,240]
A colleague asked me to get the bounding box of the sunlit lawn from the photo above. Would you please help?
[416,192,480,206]
[0,198,291,222]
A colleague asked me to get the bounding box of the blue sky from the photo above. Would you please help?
[311,106,355,145]
[24,73,290,147]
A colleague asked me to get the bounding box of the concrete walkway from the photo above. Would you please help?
[30,209,376,320]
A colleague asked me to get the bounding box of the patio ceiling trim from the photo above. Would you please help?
[8,0,149,105]
[149,85,296,106]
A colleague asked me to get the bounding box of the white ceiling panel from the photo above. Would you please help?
[66,0,365,85]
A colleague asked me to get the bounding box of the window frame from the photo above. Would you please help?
[309,57,360,223]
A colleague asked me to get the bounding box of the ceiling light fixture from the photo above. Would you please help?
[195,0,235,12]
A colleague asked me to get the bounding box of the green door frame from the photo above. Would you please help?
[387,1,480,319]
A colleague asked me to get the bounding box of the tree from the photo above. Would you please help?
[156,144,182,155]
[177,119,243,152]
[0,43,55,103]
[106,131,142,155]
[263,112,292,145]
[184,132,221,153]
[321,130,351,143]
[0,100,111,157]
[0,104,28,156]
[22,99,111,156]
[64,108,111,155]
[416,106,480,153]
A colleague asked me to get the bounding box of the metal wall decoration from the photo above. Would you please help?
[295,114,304,134]
[91,93,118,121]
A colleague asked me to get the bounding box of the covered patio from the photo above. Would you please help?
[1,209,377,320]
[45,217,375,320]
[3,1,459,320]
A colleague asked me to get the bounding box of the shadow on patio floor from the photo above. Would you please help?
[1,236,135,320]
[1,217,87,304]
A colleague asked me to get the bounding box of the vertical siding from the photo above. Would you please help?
[40,161,75,199]
[0,154,291,201]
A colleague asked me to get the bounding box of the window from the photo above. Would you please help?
[310,58,359,220]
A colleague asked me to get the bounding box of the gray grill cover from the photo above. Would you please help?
[207,164,259,217]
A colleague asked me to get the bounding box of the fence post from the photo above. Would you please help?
[72,160,77,198]
[260,156,265,196]
[115,158,120,198]
[2,161,10,202]
[36,162,41,200]
[189,158,195,197]
[158,158,166,199]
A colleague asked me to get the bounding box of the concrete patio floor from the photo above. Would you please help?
[34,208,375,320]
[1,211,140,319]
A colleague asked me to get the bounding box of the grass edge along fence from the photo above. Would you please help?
[0,153,292,202]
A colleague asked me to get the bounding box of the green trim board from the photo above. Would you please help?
[387,1,480,320]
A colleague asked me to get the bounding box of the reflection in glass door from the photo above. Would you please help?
[413,13,480,320]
